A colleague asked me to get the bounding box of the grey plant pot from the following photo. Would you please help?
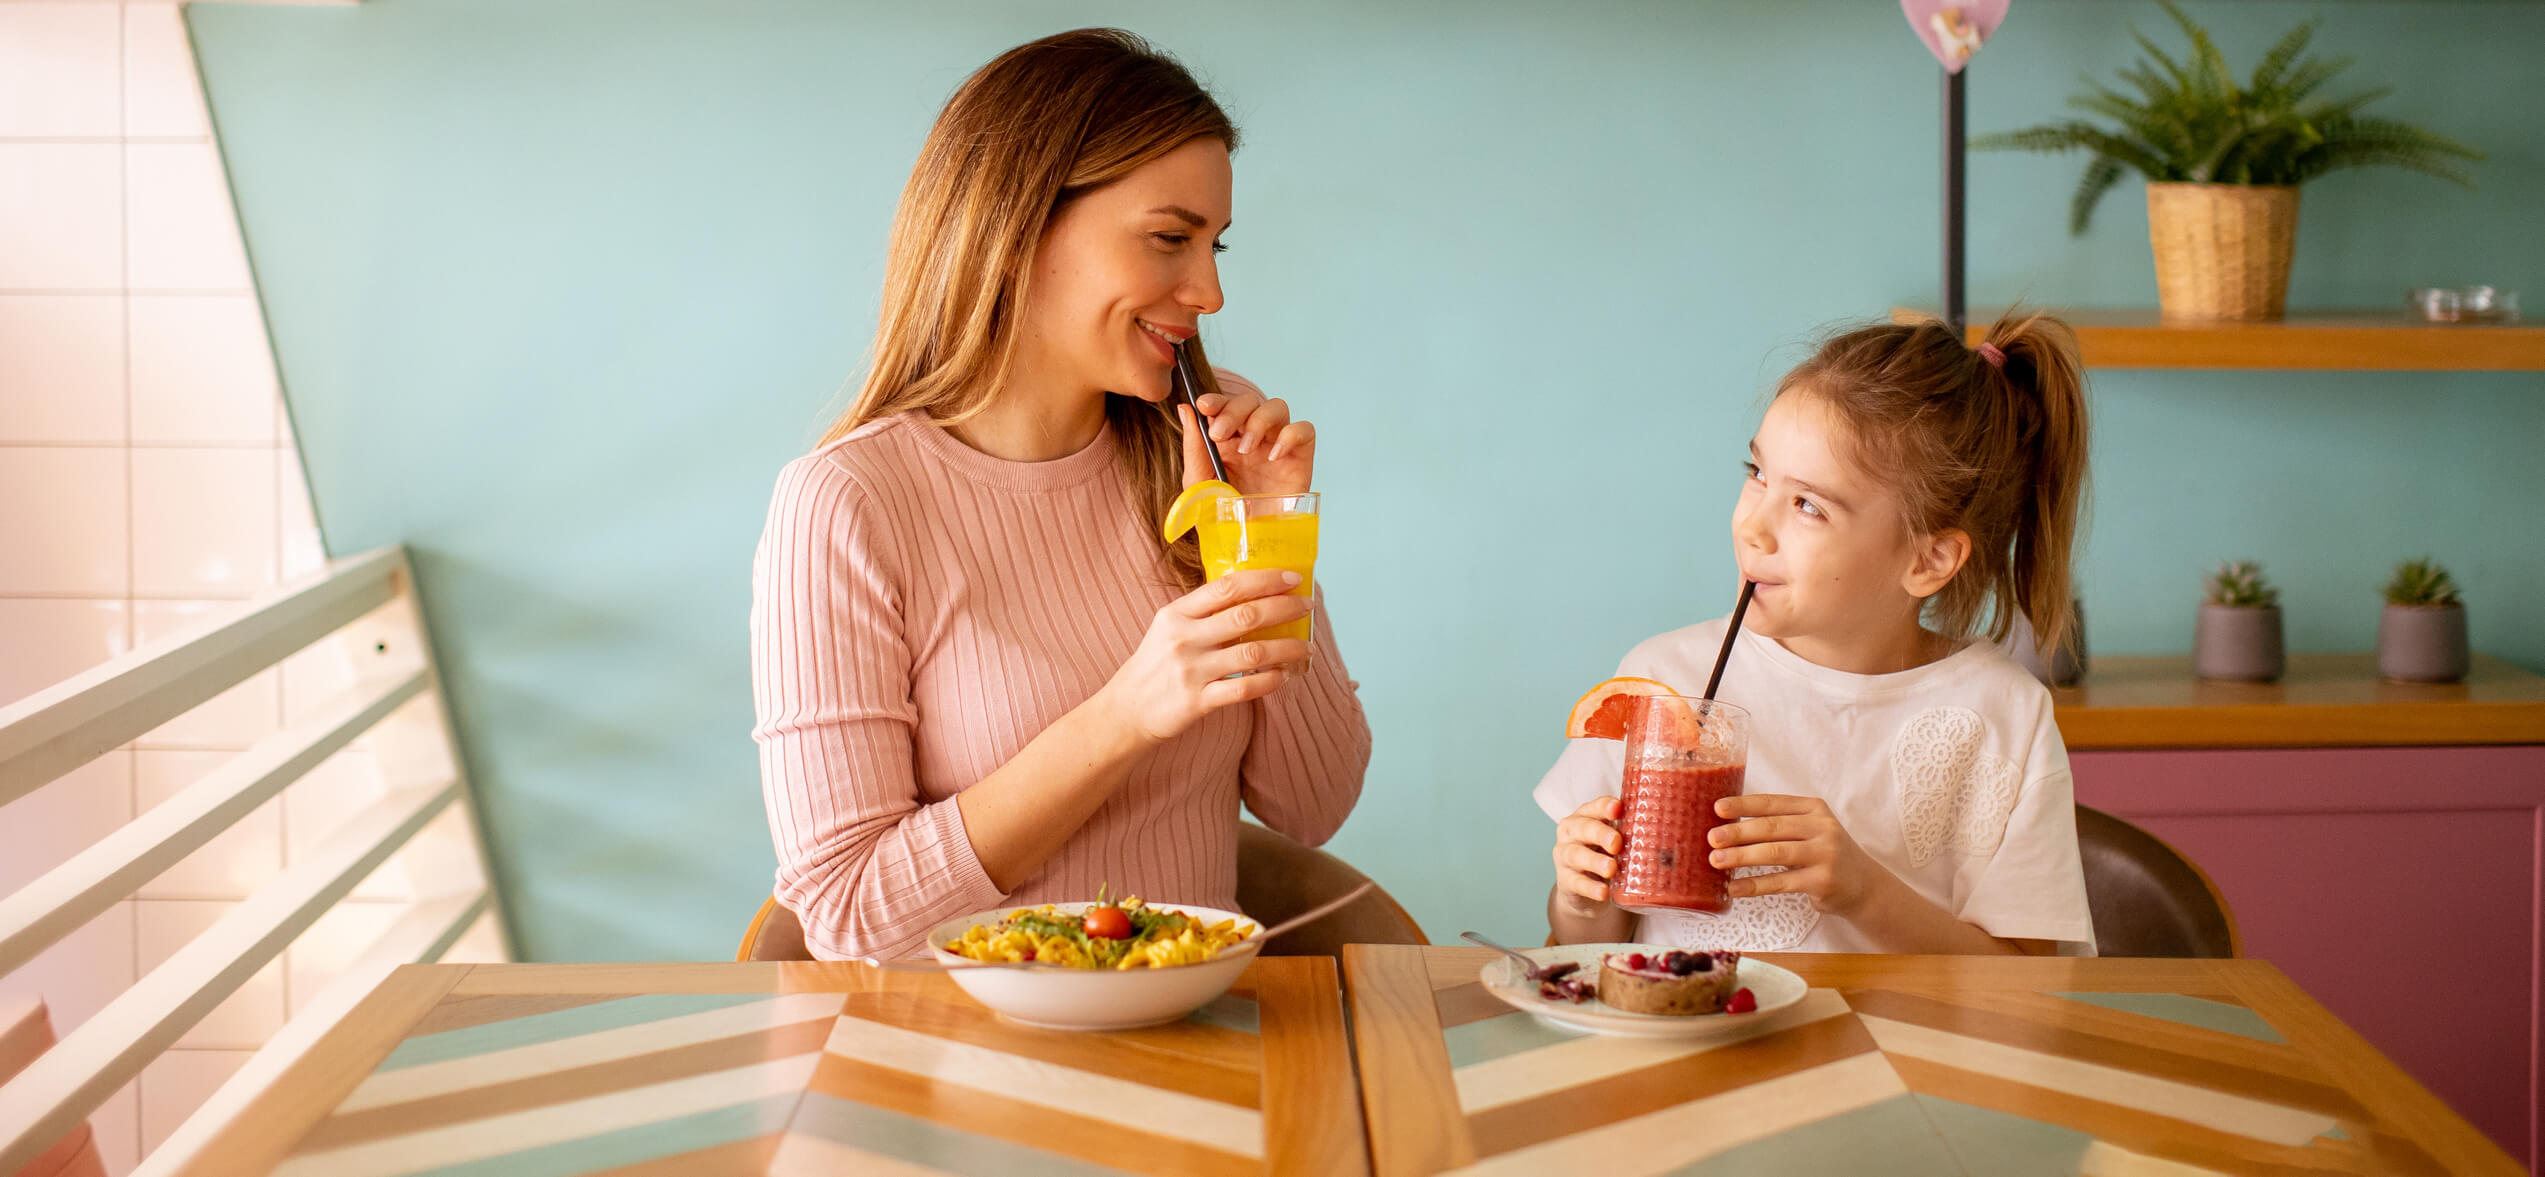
[2377,604,2470,683]
[2194,603,2284,682]
[2003,600,2088,687]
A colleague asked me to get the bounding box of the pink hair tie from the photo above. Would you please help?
[1977,342,2007,369]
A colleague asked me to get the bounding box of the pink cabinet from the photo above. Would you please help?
[2072,746,2543,1172]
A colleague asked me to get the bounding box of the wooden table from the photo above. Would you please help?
[170,959,1366,1177]
[1342,946,2522,1177]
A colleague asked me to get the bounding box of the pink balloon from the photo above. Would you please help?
[1903,0,2010,73]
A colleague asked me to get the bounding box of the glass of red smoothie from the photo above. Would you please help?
[1611,695,1749,915]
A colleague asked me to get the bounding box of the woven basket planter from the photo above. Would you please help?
[2146,182,2300,321]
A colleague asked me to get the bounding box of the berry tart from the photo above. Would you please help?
[1597,949,1747,1015]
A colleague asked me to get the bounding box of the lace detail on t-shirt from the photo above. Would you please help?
[1643,866,1818,950]
[1890,706,2021,867]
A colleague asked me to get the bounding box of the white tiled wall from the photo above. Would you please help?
[0,6,419,1173]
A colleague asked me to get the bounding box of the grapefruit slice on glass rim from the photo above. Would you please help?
[1565,676,1680,740]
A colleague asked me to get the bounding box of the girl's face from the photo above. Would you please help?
[1731,393,1961,658]
[1016,137,1232,405]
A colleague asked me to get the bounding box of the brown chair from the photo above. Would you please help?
[2075,804,2240,958]
[736,894,810,962]
[733,822,1426,961]
[1235,821,1428,956]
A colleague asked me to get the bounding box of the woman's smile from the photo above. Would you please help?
[1136,318,1194,366]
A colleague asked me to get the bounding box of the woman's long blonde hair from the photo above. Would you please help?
[821,28,1237,585]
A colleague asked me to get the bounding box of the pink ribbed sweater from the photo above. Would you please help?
[751,402,1372,960]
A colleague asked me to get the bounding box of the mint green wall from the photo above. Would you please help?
[188,0,2542,961]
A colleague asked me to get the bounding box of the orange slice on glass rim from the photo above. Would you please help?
[1565,676,1683,740]
[1162,479,1238,543]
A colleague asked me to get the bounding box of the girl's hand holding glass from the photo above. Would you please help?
[1708,793,1891,916]
[1553,796,1625,906]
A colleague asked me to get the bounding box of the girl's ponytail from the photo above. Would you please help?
[1978,314,2090,659]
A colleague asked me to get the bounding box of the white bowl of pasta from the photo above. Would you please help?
[924,898,1265,1031]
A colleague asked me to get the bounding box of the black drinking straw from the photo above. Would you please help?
[1701,581,1757,701]
[1174,343,1230,484]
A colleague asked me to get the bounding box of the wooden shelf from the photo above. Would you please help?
[2052,653,2545,749]
[1896,308,2545,370]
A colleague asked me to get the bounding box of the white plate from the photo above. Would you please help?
[1477,943,1808,1038]
[924,901,1263,1032]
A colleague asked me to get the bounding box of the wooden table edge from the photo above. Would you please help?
[1253,956,1371,1177]
[1342,944,1476,1177]
[1411,947,2237,995]
[2214,961,2525,1177]
[169,963,472,1177]
[444,960,814,994]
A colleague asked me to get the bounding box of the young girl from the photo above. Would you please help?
[1541,314,2096,955]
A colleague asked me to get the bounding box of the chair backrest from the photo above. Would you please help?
[734,822,1428,961]
[2075,805,2239,958]
[1235,822,1428,955]
[737,896,809,962]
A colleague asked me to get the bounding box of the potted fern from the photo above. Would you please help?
[1974,0,2482,321]
[2378,559,2468,683]
[2196,561,2283,682]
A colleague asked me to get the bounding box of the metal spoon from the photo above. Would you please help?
[868,882,1378,972]
[1460,930,1575,982]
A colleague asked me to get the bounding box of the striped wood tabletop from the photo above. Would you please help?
[169,958,1366,1177]
[1342,946,2520,1177]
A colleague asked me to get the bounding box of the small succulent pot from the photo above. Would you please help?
[2004,599,2088,687]
[2377,604,2469,683]
[2194,603,2284,682]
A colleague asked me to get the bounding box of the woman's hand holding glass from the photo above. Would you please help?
[1097,568,1313,746]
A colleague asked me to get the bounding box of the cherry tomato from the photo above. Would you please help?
[1083,906,1133,940]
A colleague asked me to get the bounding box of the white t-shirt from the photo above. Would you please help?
[1533,619,2097,955]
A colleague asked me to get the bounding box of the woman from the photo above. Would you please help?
[752,29,1371,959]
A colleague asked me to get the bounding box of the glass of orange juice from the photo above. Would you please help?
[1196,492,1318,649]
